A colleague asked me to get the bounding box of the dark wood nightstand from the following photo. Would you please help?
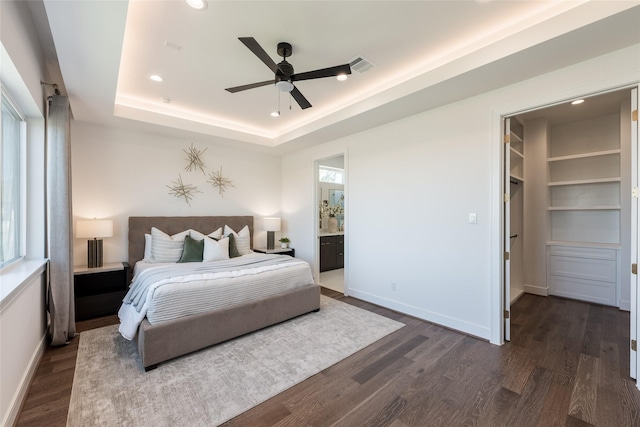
[74,262,130,321]
[253,247,295,257]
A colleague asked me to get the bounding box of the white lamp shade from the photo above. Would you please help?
[76,219,113,239]
[263,217,281,232]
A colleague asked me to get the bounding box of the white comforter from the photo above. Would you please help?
[118,253,314,340]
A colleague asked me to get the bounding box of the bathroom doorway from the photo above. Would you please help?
[317,155,345,293]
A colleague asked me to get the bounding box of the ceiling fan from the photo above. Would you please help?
[225,37,351,110]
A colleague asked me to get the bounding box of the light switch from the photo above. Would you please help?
[469,213,477,224]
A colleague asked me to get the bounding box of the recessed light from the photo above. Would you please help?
[186,0,207,10]
[336,74,348,81]
[149,74,164,82]
[571,99,584,105]
[270,111,280,117]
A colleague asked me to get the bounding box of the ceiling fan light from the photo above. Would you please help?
[275,80,294,92]
[336,74,348,81]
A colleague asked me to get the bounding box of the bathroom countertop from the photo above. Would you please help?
[319,231,344,237]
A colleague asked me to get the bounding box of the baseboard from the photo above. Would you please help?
[2,332,47,427]
[619,300,631,312]
[347,288,490,341]
[524,284,549,297]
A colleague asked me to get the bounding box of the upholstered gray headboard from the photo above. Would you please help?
[128,216,254,268]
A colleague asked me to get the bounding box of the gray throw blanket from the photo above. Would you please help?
[123,254,300,312]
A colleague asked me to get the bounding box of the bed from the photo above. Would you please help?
[122,216,320,371]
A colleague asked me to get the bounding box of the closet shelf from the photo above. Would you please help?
[547,148,621,162]
[547,205,620,211]
[510,174,524,184]
[510,131,523,144]
[510,147,524,159]
[548,177,621,186]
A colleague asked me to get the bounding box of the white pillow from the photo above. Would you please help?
[203,236,230,262]
[224,225,251,255]
[190,227,223,241]
[150,227,190,263]
[143,233,152,261]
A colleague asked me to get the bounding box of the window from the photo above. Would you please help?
[319,166,344,184]
[1,91,24,268]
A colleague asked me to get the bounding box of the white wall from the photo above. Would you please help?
[0,269,47,427]
[523,118,549,295]
[71,121,284,266]
[283,44,640,341]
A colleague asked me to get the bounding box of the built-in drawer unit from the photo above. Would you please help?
[547,244,619,306]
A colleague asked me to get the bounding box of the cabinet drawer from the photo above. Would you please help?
[549,255,616,283]
[549,275,616,306]
[76,291,126,321]
[548,245,616,260]
[75,269,126,296]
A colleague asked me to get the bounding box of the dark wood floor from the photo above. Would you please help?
[15,289,640,427]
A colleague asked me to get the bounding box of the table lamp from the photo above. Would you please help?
[76,219,113,268]
[263,217,281,250]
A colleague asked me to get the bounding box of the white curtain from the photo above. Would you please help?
[47,95,76,345]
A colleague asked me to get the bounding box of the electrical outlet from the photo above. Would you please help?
[391,282,397,291]
[469,213,477,224]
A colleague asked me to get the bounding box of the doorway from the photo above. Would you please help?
[317,155,346,294]
[501,86,639,379]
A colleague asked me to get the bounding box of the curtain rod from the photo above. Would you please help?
[41,81,61,95]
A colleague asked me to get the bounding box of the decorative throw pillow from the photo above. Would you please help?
[223,225,251,255]
[178,235,204,263]
[143,233,152,261]
[150,227,190,263]
[227,234,240,258]
[190,227,223,241]
[203,236,230,262]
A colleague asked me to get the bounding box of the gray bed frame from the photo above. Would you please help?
[128,216,320,371]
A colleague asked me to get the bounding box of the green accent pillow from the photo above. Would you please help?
[178,235,204,263]
[227,233,240,258]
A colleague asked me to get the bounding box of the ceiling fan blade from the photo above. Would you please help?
[290,86,312,109]
[238,37,280,74]
[291,64,351,82]
[225,80,274,93]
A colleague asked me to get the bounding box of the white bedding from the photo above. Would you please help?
[118,253,314,340]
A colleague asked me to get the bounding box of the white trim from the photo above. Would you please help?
[348,288,491,340]
[524,284,549,297]
[0,259,47,309]
[620,300,631,312]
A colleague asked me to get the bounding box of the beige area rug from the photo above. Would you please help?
[67,296,404,427]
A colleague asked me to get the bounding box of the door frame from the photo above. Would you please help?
[314,151,348,295]
[492,83,639,387]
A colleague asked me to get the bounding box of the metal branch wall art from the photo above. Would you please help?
[207,166,236,197]
[167,174,200,206]
[167,144,236,205]
[184,143,207,174]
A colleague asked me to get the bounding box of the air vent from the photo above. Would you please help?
[350,56,373,73]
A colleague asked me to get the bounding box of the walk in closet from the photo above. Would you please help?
[505,88,634,310]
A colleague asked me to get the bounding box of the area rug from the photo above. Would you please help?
[67,295,404,427]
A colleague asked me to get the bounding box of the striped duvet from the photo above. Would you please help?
[117,253,315,340]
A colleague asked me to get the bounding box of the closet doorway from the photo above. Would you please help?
[502,87,639,378]
[316,155,346,294]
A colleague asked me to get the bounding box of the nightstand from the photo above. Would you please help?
[74,262,130,321]
[253,247,295,257]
